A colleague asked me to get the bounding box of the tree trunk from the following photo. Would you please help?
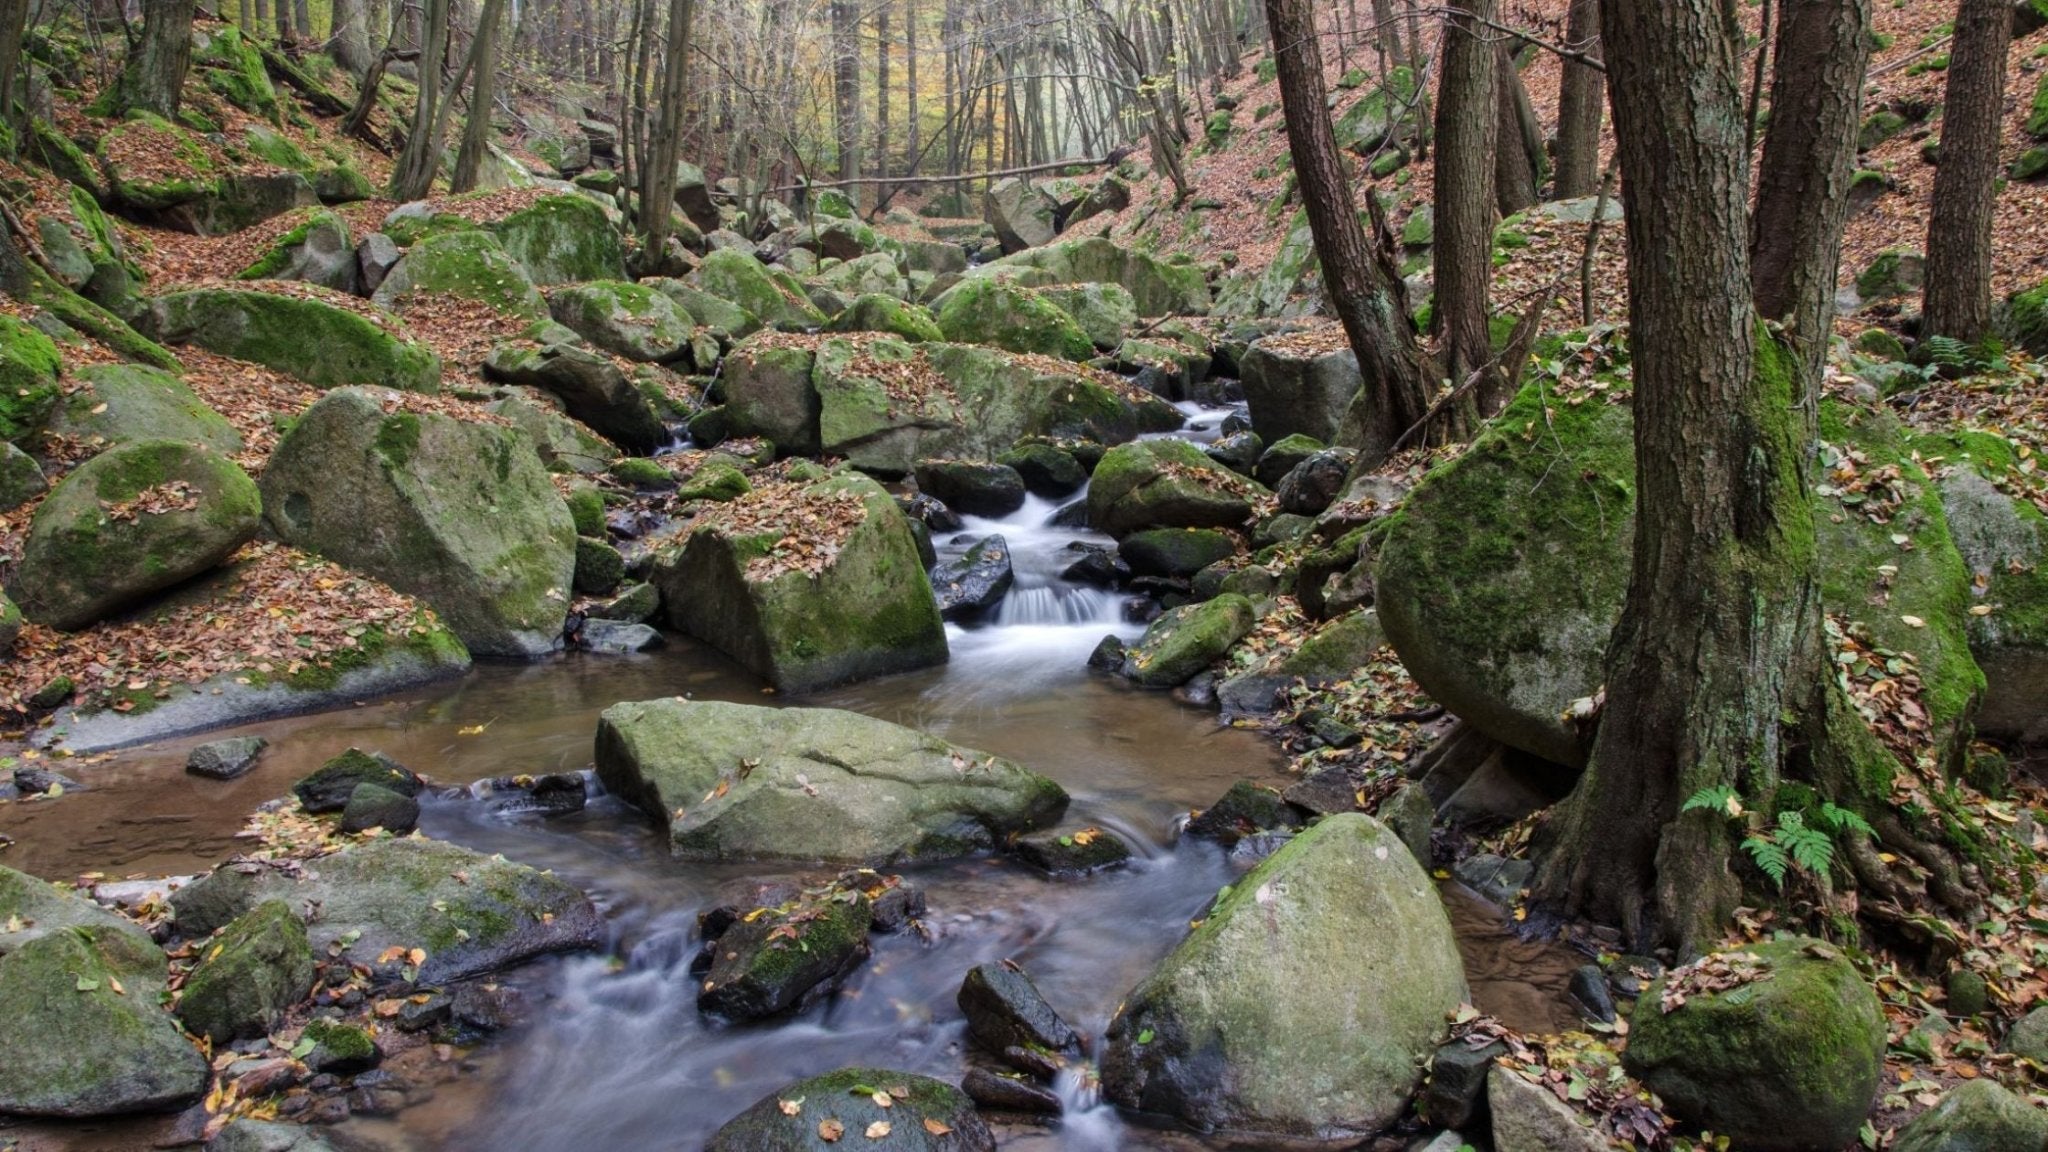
[112,0,197,119]
[330,0,374,73]
[906,0,919,180]
[1263,0,1432,466]
[832,0,862,192]
[638,0,695,261]
[1752,0,1870,383]
[1434,0,1499,412]
[1493,44,1539,213]
[1532,0,1822,955]
[388,0,451,199]
[1922,0,2010,343]
[294,0,310,41]
[1552,0,1602,198]
[0,0,29,140]
[876,0,891,196]
[450,0,504,193]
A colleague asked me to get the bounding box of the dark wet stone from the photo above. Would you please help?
[900,492,964,533]
[293,749,420,815]
[931,534,1015,622]
[958,961,1082,1060]
[187,736,268,780]
[1011,827,1133,876]
[12,766,81,795]
[998,443,1087,498]
[1204,430,1263,476]
[1086,635,1127,672]
[961,1066,1062,1114]
[1184,780,1304,846]
[1946,968,1989,1018]
[1283,766,1360,816]
[1118,528,1237,579]
[581,620,664,653]
[394,994,451,1033]
[451,982,526,1033]
[867,880,927,933]
[338,783,420,835]
[1424,1038,1505,1131]
[698,879,806,941]
[1059,543,1128,588]
[1045,499,1091,529]
[1452,854,1536,908]
[1602,955,1665,1001]
[1001,1044,1064,1082]
[1276,449,1357,515]
[1569,964,1616,1024]
[706,1067,995,1152]
[915,460,1027,518]
[300,1019,378,1075]
[698,892,873,1023]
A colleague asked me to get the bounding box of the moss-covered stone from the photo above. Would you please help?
[0,865,156,958]
[676,458,751,502]
[562,479,606,535]
[2000,278,2048,358]
[489,193,625,285]
[826,293,944,342]
[978,236,1210,317]
[2027,70,2048,140]
[195,26,280,122]
[1856,247,1926,300]
[699,888,873,1021]
[1333,66,1417,154]
[299,1017,376,1073]
[0,313,62,443]
[596,698,1067,863]
[11,440,260,630]
[1118,593,1257,687]
[0,444,36,511]
[1101,813,1465,1139]
[175,900,314,1044]
[1624,938,1884,1152]
[646,277,759,338]
[1119,527,1238,579]
[235,209,356,292]
[1891,1079,2048,1152]
[687,249,827,331]
[707,1067,995,1152]
[372,228,547,319]
[95,114,217,212]
[47,363,241,455]
[653,471,947,692]
[240,124,310,171]
[548,280,692,362]
[1220,609,1385,714]
[1089,437,1265,538]
[148,288,442,393]
[261,388,577,658]
[484,393,615,474]
[813,251,907,302]
[294,747,421,813]
[573,535,625,594]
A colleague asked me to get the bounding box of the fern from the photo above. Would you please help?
[1684,785,1743,818]
[1778,812,1837,876]
[1923,334,1973,370]
[1815,802,1875,838]
[1743,835,1791,888]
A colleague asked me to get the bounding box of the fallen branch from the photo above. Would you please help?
[257,42,353,117]
[770,155,1109,194]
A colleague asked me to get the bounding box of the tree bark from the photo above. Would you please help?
[1263,0,1432,466]
[1752,0,1870,383]
[832,0,862,192]
[113,0,197,118]
[1552,0,1602,198]
[1493,44,1539,213]
[1922,0,2011,343]
[0,0,30,141]
[1533,0,1821,955]
[387,0,450,199]
[330,0,375,74]
[637,0,695,260]
[450,0,504,193]
[1434,0,1499,412]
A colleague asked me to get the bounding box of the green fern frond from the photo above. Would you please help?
[1817,802,1875,838]
[1684,786,1743,818]
[1743,836,1790,888]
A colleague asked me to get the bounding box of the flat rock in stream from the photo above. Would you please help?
[0,864,157,958]
[596,699,1068,866]
[698,888,873,1022]
[169,837,603,985]
[706,1067,995,1152]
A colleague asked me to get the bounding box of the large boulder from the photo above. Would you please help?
[826,293,945,342]
[95,114,218,214]
[1,864,157,957]
[2000,278,2048,357]
[698,885,873,1021]
[260,388,578,658]
[45,363,241,455]
[483,343,668,454]
[984,177,1057,253]
[1220,609,1386,714]
[688,249,828,330]
[169,836,603,985]
[814,251,908,301]
[174,899,315,1044]
[489,193,626,284]
[1039,282,1138,350]
[651,470,947,690]
[485,392,617,472]
[933,277,1093,361]
[979,237,1210,317]
[707,1068,995,1152]
[0,315,61,444]
[548,280,693,362]
[0,926,209,1117]
[595,699,1068,864]
[1100,813,1467,1139]
[1890,1079,2048,1152]
[650,278,761,338]
[236,209,357,293]
[372,229,548,319]
[147,288,442,393]
[1117,594,1257,687]
[1241,332,1364,445]
[1088,438,1266,538]
[1376,379,1983,768]
[1623,938,1884,1152]
[11,440,261,630]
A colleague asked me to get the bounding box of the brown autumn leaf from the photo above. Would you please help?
[864,1121,891,1139]
[922,1118,952,1136]
[818,1118,844,1142]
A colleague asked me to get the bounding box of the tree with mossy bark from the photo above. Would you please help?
[1533,0,1979,956]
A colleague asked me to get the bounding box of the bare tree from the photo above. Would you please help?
[1552,0,1602,197]
[1434,0,1498,412]
[108,0,198,118]
[1922,0,2011,343]
[637,0,698,266]
[451,0,507,192]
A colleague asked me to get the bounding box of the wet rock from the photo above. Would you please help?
[1623,937,1885,1152]
[338,782,421,835]
[707,1067,995,1151]
[224,1058,299,1098]
[596,699,1067,866]
[1381,783,1436,867]
[1205,430,1264,477]
[394,994,451,1033]
[1488,1065,1608,1152]
[699,889,873,1022]
[1046,499,1091,529]
[480,773,588,819]
[1184,780,1304,846]
[1423,1038,1504,1131]
[867,878,927,933]
[205,1119,348,1152]
[1276,449,1358,515]
[170,837,604,985]
[698,879,806,941]
[0,926,208,1116]
[1255,435,1325,489]
[1451,854,1534,908]
[450,981,526,1033]
[1,865,156,957]
[1218,609,1385,715]
[961,1067,1062,1114]
[997,443,1087,498]
[1602,954,1664,1002]
[1891,1078,2048,1152]
[901,492,964,533]
[1059,543,1128,588]
[915,460,1028,518]
[1118,528,1237,580]
[593,582,660,623]
[1117,594,1256,687]
[1567,964,1615,1024]
[574,536,626,595]
[958,961,1083,1059]
[294,748,421,815]
[1282,766,1360,817]
[1088,438,1264,538]
[483,342,668,454]
[580,620,664,654]
[1086,634,1127,672]
[930,534,1015,621]
[187,736,268,780]
[1102,814,1467,1139]
[12,765,80,795]
[176,900,316,1044]
[301,1018,378,1075]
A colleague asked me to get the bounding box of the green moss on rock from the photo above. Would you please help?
[0,313,62,443]
[372,229,547,319]
[148,288,442,393]
[489,193,625,285]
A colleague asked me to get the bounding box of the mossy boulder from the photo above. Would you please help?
[1038,282,1138,349]
[372,229,548,319]
[574,535,625,594]
[194,26,279,122]
[984,177,1058,253]
[1220,609,1385,715]
[11,440,260,630]
[1241,336,1365,445]
[1119,527,1237,579]
[914,459,1027,518]
[260,388,577,658]
[1100,813,1466,1140]
[0,314,63,443]
[652,471,947,691]
[1333,67,1417,154]
[648,278,759,338]
[484,392,616,474]
[1375,380,1983,768]
[0,926,208,1117]
[1118,593,1257,687]
[1892,1079,2048,1152]
[482,342,668,453]
[1088,437,1266,538]
[707,1067,995,1152]
[814,251,908,301]
[96,114,217,212]
[489,193,626,284]
[339,781,421,834]
[1999,278,2048,358]
[547,280,692,362]
[688,249,828,330]
[1856,247,1926,300]
[147,288,442,393]
[294,747,421,813]
[596,698,1068,864]
[47,364,241,455]
[979,236,1211,317]
[174,900,315,1044]
[0,864,156,958]
[677,457,751,502]
[934,277,1093,361]
[1623,938,1884,1152]
[313,165,377,205]
[235,209,356,292]
[698,887,873,1022]
[998,442,1087,498]
[169,836,604,985]
[826,293,944,342]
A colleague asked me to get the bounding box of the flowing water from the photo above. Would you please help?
[0,408,1585,1152]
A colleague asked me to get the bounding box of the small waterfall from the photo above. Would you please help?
[992,583,1123,627]
[1051,1065,1125,1150]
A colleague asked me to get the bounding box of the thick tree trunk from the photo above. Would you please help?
[1922,0,2011,343]
[876,0,891,195]
[1752,0,1870,383]
[1263,0,1432,465]
[449,0,504,193]
[388,0,450,199]
[113,0,198,118]
[638,0,695,261]
[1533,0,1821,955]
[1434,0,1499,411]
[1552,0,1602,198]
[1493,45,1540,214]
[0,0,29,139]
[330,0,375,74]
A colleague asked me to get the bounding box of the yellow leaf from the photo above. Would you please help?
[871,1091,893,1108]
[818,1118,844,1142]
[1969,604,1994,616]
[457,725,487,736]
[778,1098,803,1116]
[1900,615,1926,628]
[108,975,125,996]
[923,1118,953,1136]
[865,1121,891,1139]
[407,948,427,967]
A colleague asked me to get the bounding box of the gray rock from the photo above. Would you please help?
[700,887,872,1022]
[357,232,402,294]
[1185,780,1303,846]
[2003,1005,2048,1061]
[0,442,45,511]
[1,864,157,958]
[984,178,1057,253]
[707,1068,994,1151]
[961,1067,1062,1114]
[1488,1065,1609,1152]
[1891,1078,2048,1152]
[1276,448,1358,515]
[293,747,420,814]
[483,341,668,454]
[186,736,267,780]
[930,534,1015,622]
[205,1119,348,1152]
[1242,337,1364,446]
[1423,1038,1504,1131]
[175,899,315,1044]
[1452,853,1535,908]
[915,461,1028,519]
[958,961,1083,1058]
[339,782,421,834]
